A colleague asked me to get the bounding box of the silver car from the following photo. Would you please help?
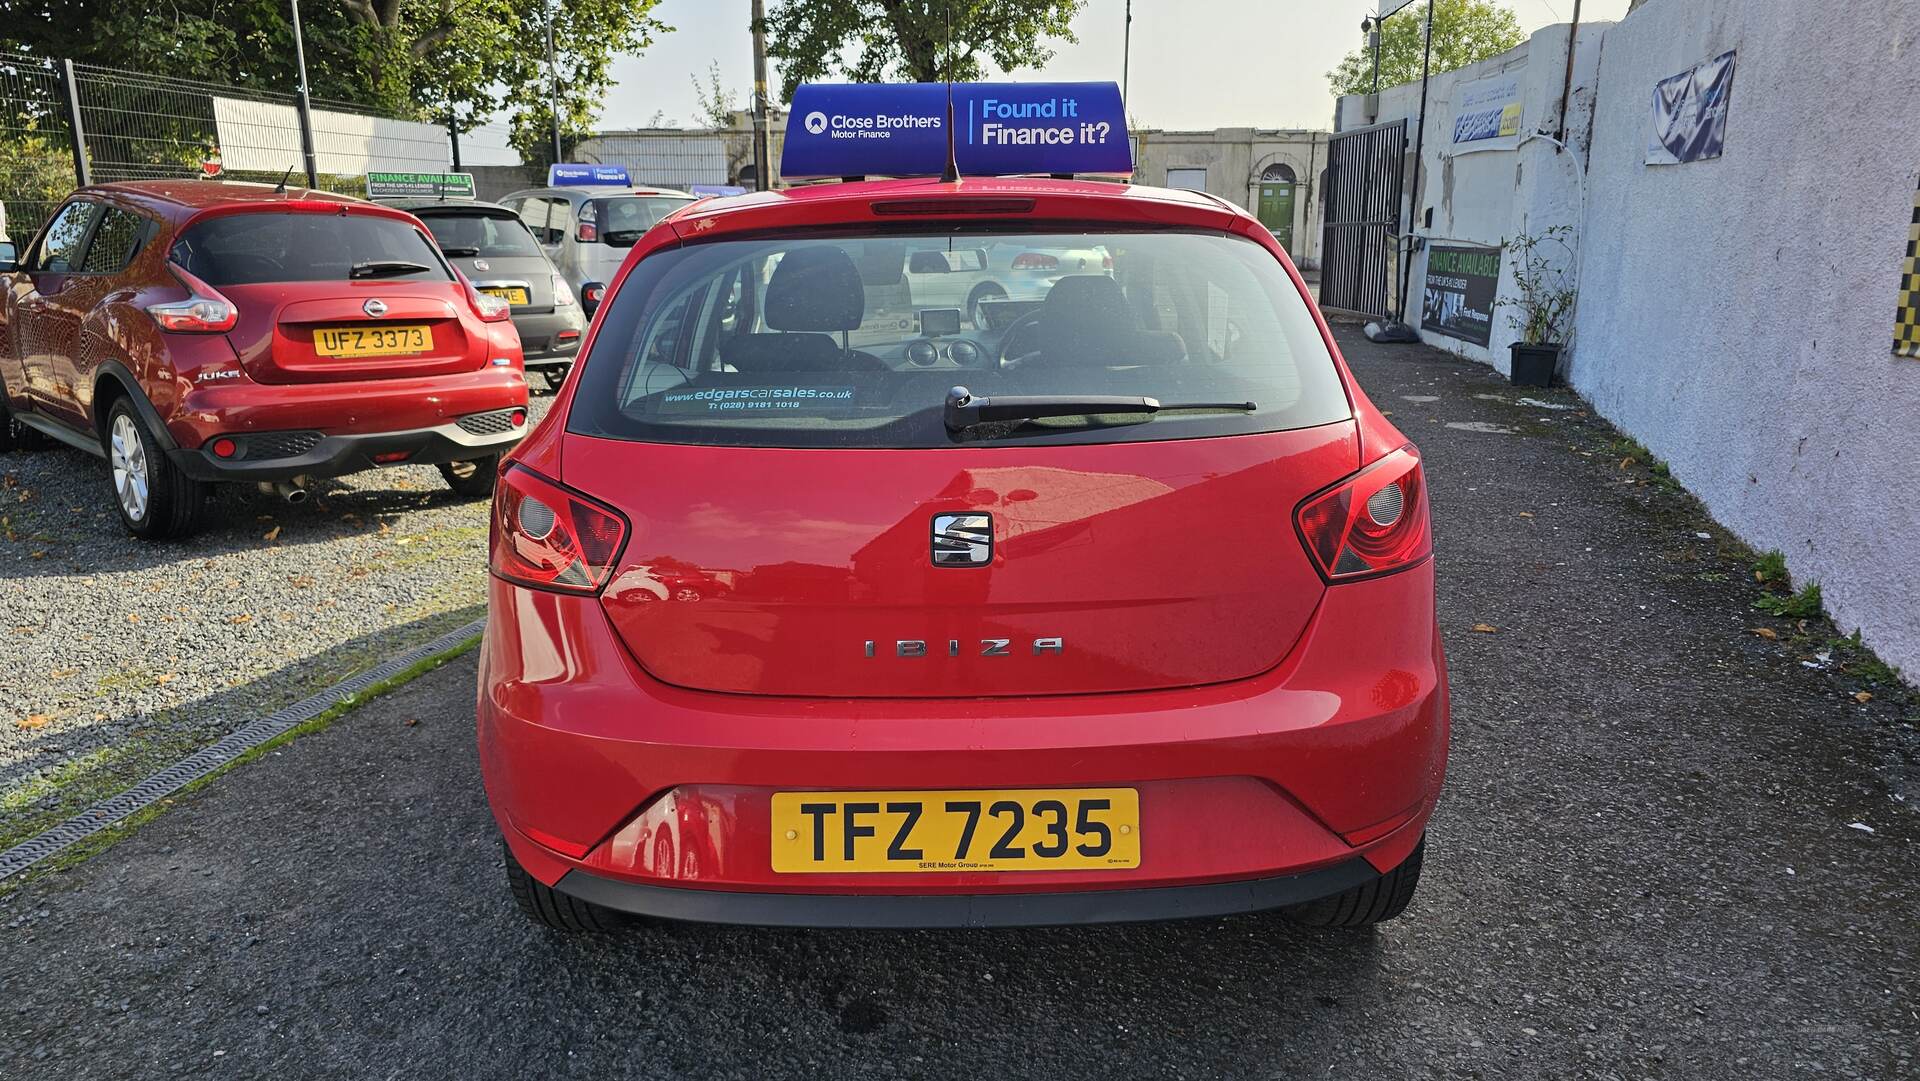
[902,240,1114,328]
[498,185,697,312]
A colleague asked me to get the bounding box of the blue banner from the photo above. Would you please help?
[781,82,1131,180]
[548,163,631,187]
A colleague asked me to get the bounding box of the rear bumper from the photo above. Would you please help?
[510,309,585,365]
[555,858,1381,929]
[168,417,523,482]
[479,563,1449,925]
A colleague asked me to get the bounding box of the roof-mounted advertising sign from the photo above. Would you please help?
[364,171,474,199]
[780,82,1132,180]
[548,163,631,187]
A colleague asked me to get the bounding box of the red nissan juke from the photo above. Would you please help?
[480,176,1447,930]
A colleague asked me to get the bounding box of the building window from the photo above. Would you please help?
[1165,167,1208,192]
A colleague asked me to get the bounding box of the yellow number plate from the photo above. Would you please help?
[771,788,1139,873]
[313,324,433,357]
[480,286,530,305]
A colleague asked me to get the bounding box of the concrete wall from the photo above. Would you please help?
[1335,0,1920,680]
[1568,0,1920,679]
[1132,129,1329,265]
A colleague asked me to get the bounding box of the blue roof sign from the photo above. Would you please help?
[548,163,630,187]
[780,82,1131,180]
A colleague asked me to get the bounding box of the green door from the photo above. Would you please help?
[1257,182,1296,251]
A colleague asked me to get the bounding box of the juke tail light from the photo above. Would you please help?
[147,264,237,333]
[491,466,629,594]
[1294,445,1432,582]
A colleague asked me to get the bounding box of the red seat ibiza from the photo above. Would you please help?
[481,177,1447,930]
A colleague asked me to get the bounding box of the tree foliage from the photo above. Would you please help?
[763,0,1085,101]
[691,60,739,130]
[0,0,669,162]
[1326,0,1525,98]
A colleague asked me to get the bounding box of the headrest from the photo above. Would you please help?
[766,246,865,332]
[1036,275,1136,365]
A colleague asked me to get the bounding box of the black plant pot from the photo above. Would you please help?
[1509,341,1562,388]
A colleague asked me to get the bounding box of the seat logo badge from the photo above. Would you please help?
[931,513,991,567]
[363,298,388,317]
[472,259,490,272]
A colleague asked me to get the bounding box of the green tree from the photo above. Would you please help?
[763,0,1085,101]
[691,60,739,129]
[1326,0,1525,97]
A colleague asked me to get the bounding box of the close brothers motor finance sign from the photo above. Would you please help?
[780,82,1132,179]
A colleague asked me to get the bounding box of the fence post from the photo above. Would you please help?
[58,59,89,188]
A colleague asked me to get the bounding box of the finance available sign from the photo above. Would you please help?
[1422,244,1502,348]
[781,82,1131,179]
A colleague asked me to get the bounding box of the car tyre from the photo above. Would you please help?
[438,455,499,499]
[105,398,203,540]
[1285,836,1424,928]
[503,842,627,932]
[967,283,1007,328]
[0,397,49,452]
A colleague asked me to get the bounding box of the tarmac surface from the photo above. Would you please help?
[2,325,1914,1079]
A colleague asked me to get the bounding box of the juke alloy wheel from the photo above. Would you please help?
[105,399,203,540]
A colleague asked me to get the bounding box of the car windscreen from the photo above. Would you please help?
[592,197,694,246]
[566,228,1352,449]
[170,211,450,286]
[418,211,543,258]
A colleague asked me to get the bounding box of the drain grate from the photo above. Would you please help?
[0,618,485,883]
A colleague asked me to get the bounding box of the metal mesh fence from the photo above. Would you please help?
[0,51,74,242]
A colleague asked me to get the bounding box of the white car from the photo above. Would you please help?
[902,241,1112,328]
[498,184,697,305]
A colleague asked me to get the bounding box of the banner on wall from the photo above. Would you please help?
[1451,74,1523,153]
[1648,50,1736,165]
[1896,181,1920,359]
[1422,244,1502,347]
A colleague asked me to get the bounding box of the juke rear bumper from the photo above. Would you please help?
[479,564,1449,928]
[168,415,524,482]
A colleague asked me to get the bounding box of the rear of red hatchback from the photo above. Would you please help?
[479,179,1446,930]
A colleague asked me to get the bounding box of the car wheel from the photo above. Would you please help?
[673,586,702,602]
[967,283,1007,328]
[1285,836,1425,928]
[546,363,572,392]
[0,397,48,452]
[105,399,204,540]
[438,455,499,499]
[503,841,627,932]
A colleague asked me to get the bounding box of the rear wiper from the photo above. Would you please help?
[943,385,1255,432]
[349,259,432,279]
[438,246,481,257]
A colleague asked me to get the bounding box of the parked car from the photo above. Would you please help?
[480,175,1446,932]
[904,241,1113,329]
[0,180,529,539]
[382,198,585,387]
[497,184,696,305]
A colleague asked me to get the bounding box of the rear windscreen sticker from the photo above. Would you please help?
[657,386,857,414]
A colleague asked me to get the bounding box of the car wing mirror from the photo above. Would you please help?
[0,241,16,273]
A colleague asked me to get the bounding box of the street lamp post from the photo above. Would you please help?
[288,0,319,188]
[750,0,771,191]
[547,1,562,165]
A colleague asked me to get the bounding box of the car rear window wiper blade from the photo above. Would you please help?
[438,246,481,257]
[943,385,1255,432]
[349,259,432,279]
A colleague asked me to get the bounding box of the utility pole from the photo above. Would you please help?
[1398,0,1436,320]
[547,0,563,165]
[750,0,771,191]
[288,0,319,188]
[448,101,462,171]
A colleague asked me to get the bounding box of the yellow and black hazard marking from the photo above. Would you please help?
[1897,180,1920,358]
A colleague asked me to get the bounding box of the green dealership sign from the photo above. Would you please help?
[364,172,475,199]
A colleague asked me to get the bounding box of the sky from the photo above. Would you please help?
[602,0,1632,134]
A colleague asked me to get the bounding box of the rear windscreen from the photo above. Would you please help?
[419,212,543,258]
[566,229,1351,449]
[593,197,695,246]
[171,212,450,286]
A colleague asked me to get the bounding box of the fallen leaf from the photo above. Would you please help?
[16,714,50,729]
[1471,623,1499,633]
[29,550,45,560]
[50,667,77,679]
[1517,511,1535,518]
[125,613,141,624]
[1750,627,1778,640]
[154,673,176,685]
[263,526,282,542]
[404,718,420,727]
[229,613,254,625]
[1618,457,1636,469]
[1853,691,1873,704]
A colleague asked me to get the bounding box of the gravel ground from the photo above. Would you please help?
[0,395,552,847]
[1,329,1915,1078]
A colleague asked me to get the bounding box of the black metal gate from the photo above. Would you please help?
[1318,119,1406,320]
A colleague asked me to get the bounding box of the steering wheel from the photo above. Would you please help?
[993,308,1047,369]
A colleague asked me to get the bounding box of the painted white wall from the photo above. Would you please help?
[1570,0,1920,679]
[1336,0,1920,681]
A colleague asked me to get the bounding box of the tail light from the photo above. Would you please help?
[1294,445,1432,582]
[576,201,598,243]
[581,283,605,307]
[491,465,629,594]
[1011,252,1058,270]
[460,272,512,322]
[551,273,576,307]
[147,265,237,333]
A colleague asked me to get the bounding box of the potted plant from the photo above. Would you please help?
[1500,226,1577,387]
